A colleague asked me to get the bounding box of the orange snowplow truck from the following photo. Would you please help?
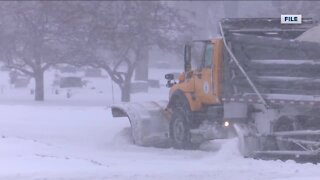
[112,18,320,161]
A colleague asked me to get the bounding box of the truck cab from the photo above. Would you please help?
[166,39,224,112]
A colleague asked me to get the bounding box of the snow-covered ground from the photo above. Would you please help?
[0,68,320,180]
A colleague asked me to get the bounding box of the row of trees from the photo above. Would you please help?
[0,1,193,102]
[1,1,317,102]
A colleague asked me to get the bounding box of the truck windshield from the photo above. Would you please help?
[189,42,213,70]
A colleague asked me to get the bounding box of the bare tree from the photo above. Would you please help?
[0,1,193,102]
[70,1,193,102]
[0,2,72,101]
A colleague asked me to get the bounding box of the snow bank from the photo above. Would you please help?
[1,104,320,180]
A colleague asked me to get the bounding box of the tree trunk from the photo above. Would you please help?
[134,49,149,81]
[121,82,131,102]
[34,70,44,101]
[120,65,135,102]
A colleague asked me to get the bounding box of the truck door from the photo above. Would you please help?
[194,42,216,104]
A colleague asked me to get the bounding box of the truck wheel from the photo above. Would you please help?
[273,116,301,151]
[170,107,199,149]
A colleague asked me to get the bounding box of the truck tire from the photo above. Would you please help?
[169,98,200,149]
[273,116,301,151]
[170,108,191,149]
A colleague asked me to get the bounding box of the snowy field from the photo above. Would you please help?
[1,68,320,180]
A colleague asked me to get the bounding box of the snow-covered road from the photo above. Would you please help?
[1,104,320,180]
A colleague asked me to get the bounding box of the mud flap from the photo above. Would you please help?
[233,123,260,158]
[111,101,171,148]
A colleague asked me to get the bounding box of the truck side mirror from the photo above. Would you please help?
[165,73,176,88]
[165,73,174,80]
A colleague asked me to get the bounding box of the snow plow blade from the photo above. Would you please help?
[111,101,171,148]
